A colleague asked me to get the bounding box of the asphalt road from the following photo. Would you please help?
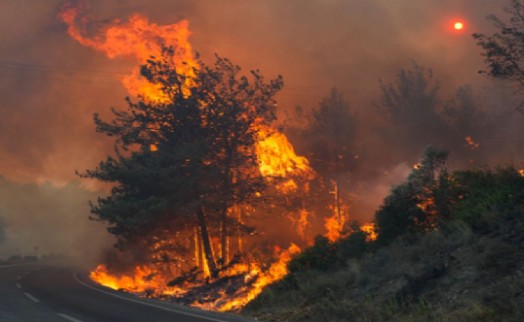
[0,262,256,322]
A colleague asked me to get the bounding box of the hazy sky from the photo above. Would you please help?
[0,0,503,185]
[0,0,513,255]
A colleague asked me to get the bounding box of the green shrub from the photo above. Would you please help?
[288,229,370,274]
[336,230,368,260]
[451,167,524,230]
[288,235,337,273]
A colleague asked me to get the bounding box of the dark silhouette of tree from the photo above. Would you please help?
[305,88,357,178]
[442,86,484,135]
[81,48,283,277]
[302,88,357,235]
[474,0,524,95]
[441,85,488,162]
[378,63,448,159]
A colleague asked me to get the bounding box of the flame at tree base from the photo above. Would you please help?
[90,244,301,312]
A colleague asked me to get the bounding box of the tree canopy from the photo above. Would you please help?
[474,0,524,94]
[81,47,283,276]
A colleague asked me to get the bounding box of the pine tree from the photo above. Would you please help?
[81,47,283,277]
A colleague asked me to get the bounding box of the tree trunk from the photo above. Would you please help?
[237,205,243,253]
[220,151,233,266]
[196,207,218,278]
[220,206,228,265]
[193,227,200,268]
[334,179,341,231]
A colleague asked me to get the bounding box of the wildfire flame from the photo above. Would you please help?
[59,4,197,102]
[255,126,314,178]
[361,223,378,241]
[61,5,312,311]
[90,264,186,297]
[324,212,346,242]
[206,244,301,312]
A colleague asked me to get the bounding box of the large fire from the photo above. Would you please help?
[255,125,315,193]
[91,244,301,312]
[61,5,372,312]
[90,264,185,297]
[60,3,197,102]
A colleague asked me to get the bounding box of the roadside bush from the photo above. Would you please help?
[375,147,450,246]
[288,229,370,274]
[336,230,367,260]
[288,235,337,273]
[451,167,524,231]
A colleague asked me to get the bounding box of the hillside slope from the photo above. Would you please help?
[244,164,524,322]
[244,217,524,321]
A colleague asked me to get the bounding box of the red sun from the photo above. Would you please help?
[453,21,464,31]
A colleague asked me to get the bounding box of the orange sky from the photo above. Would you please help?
[0,0,502,186]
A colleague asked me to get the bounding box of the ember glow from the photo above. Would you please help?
[324,210,347,242]
[465,136,480,150]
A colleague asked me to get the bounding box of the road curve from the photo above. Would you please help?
[0,262,256,322]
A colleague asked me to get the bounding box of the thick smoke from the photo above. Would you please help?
[0,177,112,265]
[0,0,520,252]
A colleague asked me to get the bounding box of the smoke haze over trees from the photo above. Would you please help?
[0,0,523,258]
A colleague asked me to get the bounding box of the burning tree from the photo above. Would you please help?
[375,146,450,245]
[81,48,283,278]
[378,63,449,162]
[62,4,321,310]
[303,88,358,241]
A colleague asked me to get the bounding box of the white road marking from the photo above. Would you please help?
[57,313,84,322]
[24,292,39,303]
[16,282,21,289]
[0,263,29,269]
[73,272,235,322]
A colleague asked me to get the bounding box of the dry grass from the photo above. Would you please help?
[244,220,524,322]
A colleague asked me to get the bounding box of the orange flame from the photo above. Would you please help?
[90,244,300,312]
[361,223,377,241]
[324,212,346,242]
[90,264,185,296]
[213,243,301,312]
[59,5,197,102]
[255,125,315,193]
[63,5,311,312]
